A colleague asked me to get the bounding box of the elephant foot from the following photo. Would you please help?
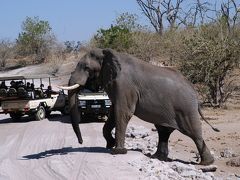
[151,152,170,162]
[111,147,127,155]
[106,139,115,149]
[199,155,214,165]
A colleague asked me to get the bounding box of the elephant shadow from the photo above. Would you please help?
[21,146,110,160]
[143,152,199,165]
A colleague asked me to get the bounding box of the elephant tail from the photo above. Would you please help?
[198,104,220,132]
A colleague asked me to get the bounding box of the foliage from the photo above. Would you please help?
[93,25,133,52]
[115,12,143,31]
[91,13,146,52]
[177,21,240,107]
[64,41,82,53]
[128,31,163,62]
[16,16,55,63]
[0,39,14,68]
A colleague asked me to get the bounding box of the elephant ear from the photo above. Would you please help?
[101,49,121,88]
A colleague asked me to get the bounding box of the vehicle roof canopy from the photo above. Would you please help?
[0,75,51,81]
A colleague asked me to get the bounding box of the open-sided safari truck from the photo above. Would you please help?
[0,76,69,121]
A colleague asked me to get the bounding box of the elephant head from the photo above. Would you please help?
[59,48,120,144]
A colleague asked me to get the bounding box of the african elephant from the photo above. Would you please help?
[59,48,219,165]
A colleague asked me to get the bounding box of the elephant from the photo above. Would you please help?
[59,48,219,165]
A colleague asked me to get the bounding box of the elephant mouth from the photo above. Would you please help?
[58,84,80,90]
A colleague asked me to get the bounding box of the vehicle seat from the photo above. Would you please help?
[18,87,27,98]
[8,88,17,97]
[0,88,7,98]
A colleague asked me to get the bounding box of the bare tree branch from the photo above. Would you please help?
[136,0,185,34]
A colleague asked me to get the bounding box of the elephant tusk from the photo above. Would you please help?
[57,84,80,90]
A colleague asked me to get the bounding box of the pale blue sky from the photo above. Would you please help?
[1,0,236,43]
[0,0,142,42]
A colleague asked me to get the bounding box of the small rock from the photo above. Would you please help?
[226,157,240,167]
[235,174,240,178]
[200,165,217,172]
[220,148,233,158]
[125,126,150,138]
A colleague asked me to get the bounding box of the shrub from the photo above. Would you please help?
[177,22,240,107]
[92,25,134,52]
[16,16,55,64]
[0,39,14,68]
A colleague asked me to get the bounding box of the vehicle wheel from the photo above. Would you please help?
[61,104,70,115]
[35,106,46,121]
[10,112,22,121]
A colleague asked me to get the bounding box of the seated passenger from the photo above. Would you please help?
[45,86,58,97]
[30,83,35,90]
[10,80,16,89]
[26,82,32,91]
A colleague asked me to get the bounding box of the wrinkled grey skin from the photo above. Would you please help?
[68,48,216,165]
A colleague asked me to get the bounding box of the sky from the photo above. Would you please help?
[0,0,143,42]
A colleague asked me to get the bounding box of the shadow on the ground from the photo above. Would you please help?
[0,116,33,124]
[21,146,110,160]
[0,113,105,124]
[48,113,105,124]
[143,152,198,165]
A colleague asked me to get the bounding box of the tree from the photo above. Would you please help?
[136,0,185,35]
[64,41,82,53]
[93,25,133,52]
[115,12,143,31]
[178,21,240,107]
[92,13,142,52]
[16,16,55,63]
[0,39,14,68]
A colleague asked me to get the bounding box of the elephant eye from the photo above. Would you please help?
[85,66,90,72]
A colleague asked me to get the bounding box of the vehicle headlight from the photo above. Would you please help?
[79,100,86,106]
[105,99,112,106]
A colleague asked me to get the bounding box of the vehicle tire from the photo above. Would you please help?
[10,112,22,121]
[35,106,46,121]
[61,104,70,115]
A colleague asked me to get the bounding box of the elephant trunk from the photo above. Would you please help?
[68,83,83,144]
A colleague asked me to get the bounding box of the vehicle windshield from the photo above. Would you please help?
[80,87,105,94]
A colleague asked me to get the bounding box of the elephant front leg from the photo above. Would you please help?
[103,106,115,149]
[110,110,131,155]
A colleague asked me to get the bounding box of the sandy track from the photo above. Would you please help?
[1,109,240,179]
[0,63,239,179]
[0,114,145,180]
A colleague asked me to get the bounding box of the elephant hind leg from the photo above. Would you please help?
[152,125,174,161]
[193,138,214,165]
[176,113,214,165]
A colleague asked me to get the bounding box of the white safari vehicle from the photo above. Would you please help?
[78,89,112,120]
[0,76,69,121]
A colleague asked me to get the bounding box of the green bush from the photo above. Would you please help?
[177,22,240,107]
[92,25,134,52]
[16,16,55,63]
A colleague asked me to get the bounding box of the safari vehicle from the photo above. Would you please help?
[0,76,69,121]
[78,88,111,120]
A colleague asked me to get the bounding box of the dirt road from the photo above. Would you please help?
[0,62,239,180]
[0,110,239,180]
[0,114,147,180]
